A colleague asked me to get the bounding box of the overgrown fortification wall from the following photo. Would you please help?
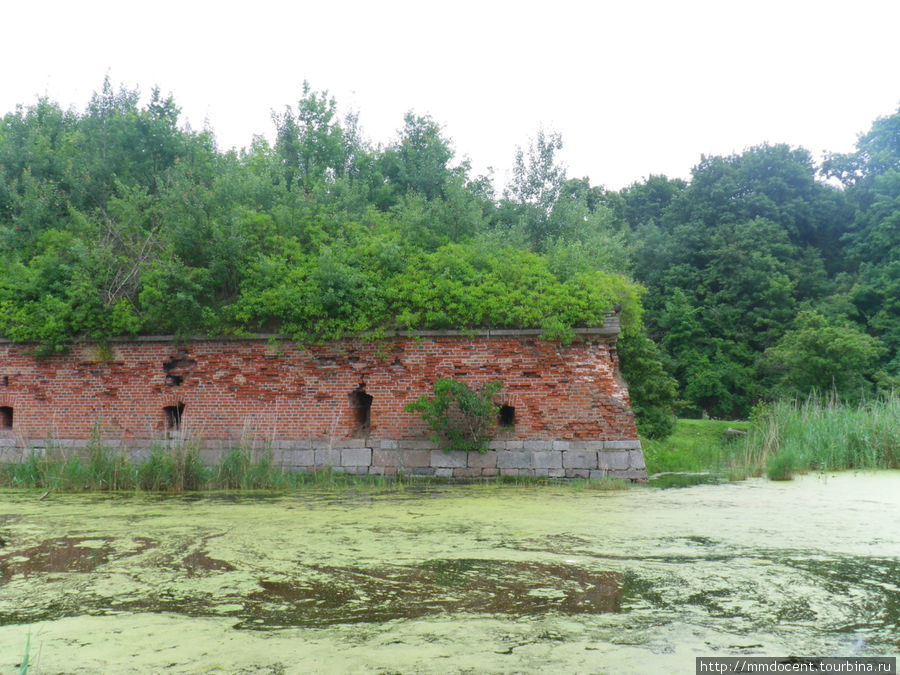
[0,326,645,480]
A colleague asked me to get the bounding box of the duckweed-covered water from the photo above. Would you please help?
[0,473,897,673]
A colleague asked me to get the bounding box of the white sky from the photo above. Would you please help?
[3,0,899,190]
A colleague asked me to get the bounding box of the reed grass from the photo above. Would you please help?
[0,435,431,492]
[6,393,896,492]
[216,448,290,490]
[729,393,900,480]
[569,475,629,491]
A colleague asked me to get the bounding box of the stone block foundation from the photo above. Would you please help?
[0,436,646,481]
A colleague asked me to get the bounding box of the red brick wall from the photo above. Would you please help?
[0,331,637,445]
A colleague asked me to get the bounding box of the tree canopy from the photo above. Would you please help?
[0,81,639,348]
[625,107,900,416]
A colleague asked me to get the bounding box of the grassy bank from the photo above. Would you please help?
[641,418,750,475]
[643,394,900,481]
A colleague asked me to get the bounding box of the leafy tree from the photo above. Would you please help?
[844,169,900,266]
[823,105,900,188]
[617,332,677,439]
[379,113,456,202]
[273,106,301,191]
[137,255,212,337]
[273,82,346,194]
[822,108,900,387]
[761,311,885,398]
[0,80,724,436]
[625,143,859,417]
[506,129,564,209]
[618,174,686,229]
[501,129,566,249]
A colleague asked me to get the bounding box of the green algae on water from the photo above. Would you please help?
[0,474,896,673]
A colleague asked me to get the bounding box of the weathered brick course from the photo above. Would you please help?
[0,331,644,479]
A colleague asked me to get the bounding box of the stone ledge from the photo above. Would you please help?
[598,451,630,471]
[282,449,315,467]
[532,451,562,469]
[341,448,372,466]
[497,450,531,469]
[468,451,497,469]
[603,440,642,451]
[0,320,619,346]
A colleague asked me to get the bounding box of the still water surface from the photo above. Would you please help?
[0,473,897,673]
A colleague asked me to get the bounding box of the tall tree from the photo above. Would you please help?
[273,82,345,194]
[380,112,455,201]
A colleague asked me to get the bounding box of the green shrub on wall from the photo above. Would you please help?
[405,379,502,453]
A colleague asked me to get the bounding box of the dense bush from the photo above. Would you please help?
[0,81,643,351]
[405,379,502,453]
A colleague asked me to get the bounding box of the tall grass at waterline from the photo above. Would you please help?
[0,441,453,493]
[137,444,209,491]
[568,475,630,491]
[0,442,637,493]
[6,442,135,492]
[216,447,292,490]
[731,394,900,480]
[0,444,400,493]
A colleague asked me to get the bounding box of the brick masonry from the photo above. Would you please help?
[0,325,646,481]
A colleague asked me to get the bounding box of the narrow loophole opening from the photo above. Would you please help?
[498,405,516,427]
[164,403,185,430]
[0,406,12,429]
[349,387,373,436]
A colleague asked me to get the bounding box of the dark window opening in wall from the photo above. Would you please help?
[162,353,195,387]
[0,406,12,429]
[164,403,185,430]
[1,376,8,387]
[349,386,373,436]
[498,405,516,427]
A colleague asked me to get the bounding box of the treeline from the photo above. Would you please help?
[1,79,899,433]
[620,117,900,418]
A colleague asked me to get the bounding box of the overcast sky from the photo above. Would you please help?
[3,0,899,190]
